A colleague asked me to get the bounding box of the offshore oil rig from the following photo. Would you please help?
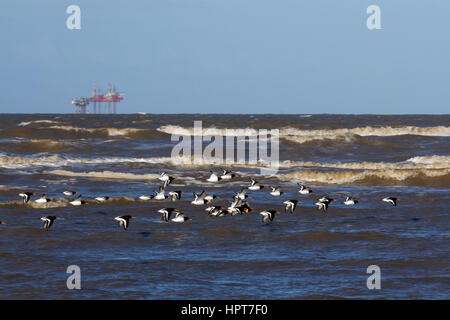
[72,84,125,114]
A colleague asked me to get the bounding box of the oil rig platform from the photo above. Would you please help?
[72,84,125,114]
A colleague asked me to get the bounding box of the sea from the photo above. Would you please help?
[0,114,448,299]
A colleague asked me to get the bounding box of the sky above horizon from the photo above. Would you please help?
[1,0,449,114]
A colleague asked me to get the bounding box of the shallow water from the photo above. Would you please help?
[0,114,449,299]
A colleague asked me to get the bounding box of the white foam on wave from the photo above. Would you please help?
[405,155,450,165]
[45,126,145,136]
[278,157,450,170]
[157,125,450,144]
[0,154,255,169]
[48,125,95,132]
[48,170,160,180]
[276,168,450,185]
[45,166,449,185]
[18,120,57,126]
[1,153,449,171]
[106,128,143,136]
[16,122,450,143]
[157,125,266,137]
[1,153,445,186]
[0,155,67,169]
[281,126,450,144]
[0,154,181,169]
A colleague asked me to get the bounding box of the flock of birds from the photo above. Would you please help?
[0,170,400,231]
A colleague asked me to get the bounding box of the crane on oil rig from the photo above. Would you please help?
[71,97,90,114]
[72,84,125,114]
[104,83,125,114]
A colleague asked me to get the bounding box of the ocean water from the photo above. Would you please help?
[0,114,448,299]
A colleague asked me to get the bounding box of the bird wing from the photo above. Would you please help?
[197,191,207,200]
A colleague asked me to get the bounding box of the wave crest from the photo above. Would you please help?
[0,154,181,169]
[281,126,450,144]
[47,126,145,136]
[157,125,450,144]
[157,125,265,137]
[278,168,450,186]
[18,120,59,127]
[48,169,160,180]
[279,156,450,170]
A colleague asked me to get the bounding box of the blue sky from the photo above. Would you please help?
[0,0,449,114]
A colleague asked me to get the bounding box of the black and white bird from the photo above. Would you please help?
[18,192,34,204]
[207,171,221,182]
[315,201,329,212]
[205,206,227,217]
[168,191,183,202]
[297,184,313,195]
[315,196,333,212]
[95,196,110,202]
[318,196,334,204]
[204,192,220,202]
[41,216,60,231]
[191,191,210,205]
[270,186,283,196]
[35,194,50,203]
[153,186,166,200]
[259,210,279,223]
[343,196,358,206]
[162,176,176,188]
[235,188,250,200]
[171,212,192,223]
[382,197,399,206]
[226,196,252,215]
[220,169,237,180]
[114,215,135,230]
[232,204,252,215]
[158,208,179,222]
[248,179,264,191]
[62,190,76,196]
[158,172,173,183]
[70,195,87,206]
[226,203,240,215]
[283,200,300,213]
[139,194,154,201]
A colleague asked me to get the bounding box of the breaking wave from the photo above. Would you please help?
[47,126,146,136]
[18,120,60,127]
[275,156,450,186]
[47,170,160,180]
[0,154,177,169]
[46,166,450,187]
[1,154,448,171]
[0,124,167,140]
[405,155,450,165]
[0,154,274,170]
[278,155,450,170]
[157,125,450,144]
[157,125,267,137]
[277,168,450,186]
[1,151,448,186]
[6,122,450,144]
[280,126,450,144]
